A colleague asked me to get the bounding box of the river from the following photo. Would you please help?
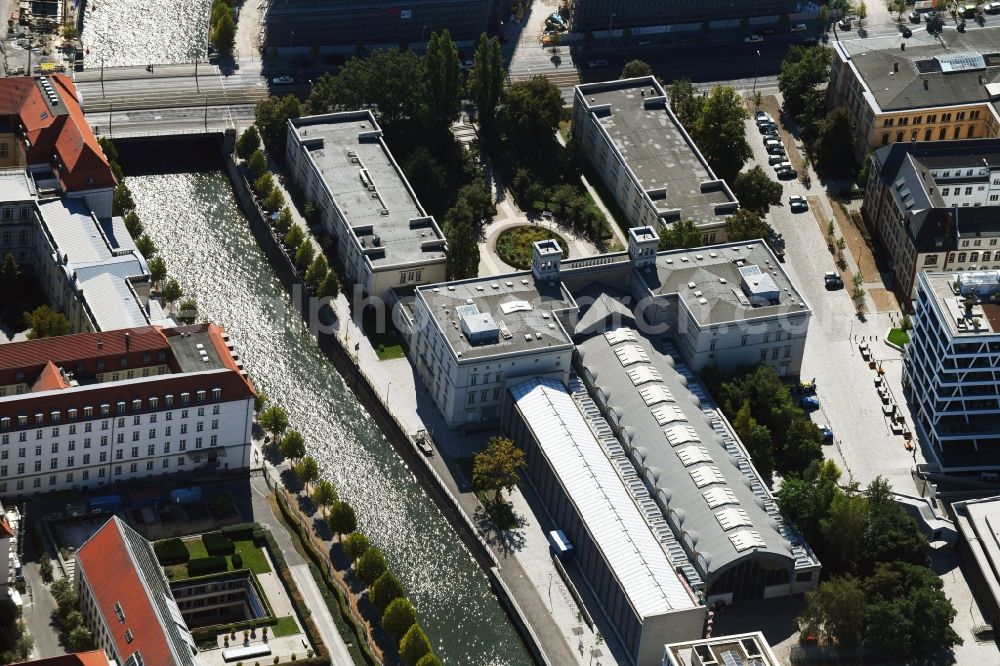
[126,169,532,666]
[80,0,211,66]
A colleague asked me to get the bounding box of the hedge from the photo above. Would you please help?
[222,523,263,541]
[154,538,190,565]
[187,556,228,576]
[203,532,236,556]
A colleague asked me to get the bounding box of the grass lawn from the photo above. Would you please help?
[235,540,271,574]
[558,119,572,143]
[888,328,910,347]
[272,616,299,637]
[184,537,208,559]
[495,226,570,270]
[361,307,405,360]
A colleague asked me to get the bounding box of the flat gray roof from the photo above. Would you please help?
[576,78,737,227]
[0,169,34,202]
[923,270,1000,336]
[576,327,818,579]
[166,330,228,373]
[290,113,445,269]
[416,272,577,361]
[641,241,810,326]
[838,27,1000,112]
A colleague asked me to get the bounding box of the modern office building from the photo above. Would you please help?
[399,230,810,428]
[904,270,1000,474]
[862,139,1000,298]
[285,111,447,300]
[573,77,738,243]
[76,516,198,666]
[507,377,706,666]
[952,495,1000,629]
[662,631,780,666]
[0,75,116,217]
[0,323,255,497]
[569,0,793,33]
[262,0,490,49]
[828,27,1000,161]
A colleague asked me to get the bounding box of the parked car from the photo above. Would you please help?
[986,2,1000,14]
[759,124,778,135]
[790,23,808,32]
[768,154,787,166]
[271,76,293,84]
[824,271,844,289]
[588,59,609,68]
[771,160,792,172]
[777,167,798,180]
[925,11,938,21]
[461,59,475,68]
[909,10,921,22]
[901,26,912,38]
[759,27,776,35]
[766,144,786,156]
[789,195,809,212]
[764,138,782,149]
[801,395,820,409]
[838,18,852,30]
[801,36,819,45]
[755,111,773,123]
[818,424,834,442]
[745,34,764,44]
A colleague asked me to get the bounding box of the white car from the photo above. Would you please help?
[460,60,475,69]
[789,195,809,212]
[790,23,807,32]
[745,34,764,44]
[985,2,1000,13]
[271,76,293,85]
[772,160,792,172]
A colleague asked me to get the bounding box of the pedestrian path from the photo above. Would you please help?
[290,564,355,666]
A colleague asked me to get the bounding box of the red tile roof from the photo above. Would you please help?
[76,518,175,666]
[0,75,116,193]
[30,361,69,393]
[0,518,13,539]
[13,651,111,666]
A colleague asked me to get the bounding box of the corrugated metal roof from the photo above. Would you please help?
[77,273,150,331]
[38,197,108,264]
[511,377,698,618]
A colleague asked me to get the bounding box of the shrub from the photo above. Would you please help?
[341,532,369,563]
[203,532,236,556]
[222,523,259,541]
[416,654,442,666]
[381,597,416,638]
[232,552,244,569]
[187,556,229,576]
[155,538,190,565]
[356,548,386,587]
[399,624,432,666]
[369,571,404,611]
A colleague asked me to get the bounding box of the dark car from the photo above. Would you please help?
[901,26,912,38]
[824,271,844,289]
[759,27,776,35]
[789,195,809,212]
[777,167,798,180]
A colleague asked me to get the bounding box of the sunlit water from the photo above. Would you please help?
[81,0,211,66]
[127,172,531,666]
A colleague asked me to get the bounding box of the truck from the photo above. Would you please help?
[169,487,203,504]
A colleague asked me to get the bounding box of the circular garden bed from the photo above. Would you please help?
[494,225,570,270]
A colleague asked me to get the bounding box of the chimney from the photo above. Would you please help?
[124,331,130,352]
[97,338,104,351]
[894,62,899,73]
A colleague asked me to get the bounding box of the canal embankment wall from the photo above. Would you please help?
[223,156,551,666]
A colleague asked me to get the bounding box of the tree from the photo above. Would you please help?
[305,254,329,292]
[0,253,20,292]
[812,107,857,178]
[693,86,751,183]
[148,255,167,288]
[312,479,337,520]
[746,424,774,479]
[254,172,274,198]
[247,149,267,180]
[857,1,868,23]
[177,299,198,325]
[263,187,285,214]
[25,305,70,339]
[399,624,432,666]
[294,242,315,271]
[781,418,824,474]
[416,655,442,666]
[212,10,236,55]
[254,95,302,156]
[819,490,868,574]
[467,34,504,132]
[798,576,866,650]
[472,436,526,506]
[13,631,33,660]
[819,5,829,26]
[318,270,341,299]
[425,30,462,132]
[778,46,832,131]
[381,597,417,638]
[725,208,770,242]
[402,147,448,215]
[327,500,357,538]
[236,126,261,161]
[620,59,652,79]
[67,624,94,652]
[295,455,319,494]
[342,531,370,563]
[658,219,703,250]
[499,76,563,159]
[162,279,183,309]
[356,547,387,586]
[54,587,79,617]
[860,476,929,572]
[259,404,289,442]
[370,570,405,611]
[39,557,53,583]
[275,207,294,235]
[283,225,305,252]
[733,166,783,216]
[113,182,136,216]
[135,234,157,259]
[280,430,306,463]
[443,202,480,280]
[123,211,144,238]
[667,78,704,128]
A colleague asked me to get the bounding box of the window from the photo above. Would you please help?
[958,252,967,262]
[968,125,976,138]
[895,131,904,143]
[467,393,475,405]
[881,133,889,146]
[957,111,966,121]
[147,444,155,456]
[0,143,7,159]
[131,431,139,442]
[954,126,961,139]
[971,252,980,262]
[51,443,58,454]
[211,419,218,430]
[741,335,748,346]
[927,114,937,123]
[939,127,947,140]
[148,429,156,439]
[129,463,137,473]
[209,435,217,446]
[784,346,792,358]
[131,447,139,458]
[966,187,974,196]
[883,118,894,127]
[924,129,932,141]
[470,375,478,386]
[114,603,126,623]
[146,461,154,471]
[942,188,950,196]
[763,333,770,343]
[924,254,939,266]
[943,113,952,122]
[760,349,768,362]
[772,347,780,360]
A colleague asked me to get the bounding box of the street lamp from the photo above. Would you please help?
[752,49,761,97]
[606,12,615,49]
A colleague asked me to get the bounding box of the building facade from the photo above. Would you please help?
[0,324,255,498]
[904,271,1000,474]
[952,495,1000,629]
[573,77,738,243]
[262,0,490,49]
[285,111,447,301]
[863,139,1000,299]
[828,28,1000,162]
[76,516,198,666]
[569,0,793,32]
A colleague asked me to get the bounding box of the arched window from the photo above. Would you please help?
[958,252,967,262]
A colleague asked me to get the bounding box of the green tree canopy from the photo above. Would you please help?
[468,34,505,132]
[318,270,341,299]
[305,254,329,292]
[415,654,443,666]
[25,305,70,339]
[725,208,771,242]
[275,206,294,235]
[443,201,480,280]
[342,531,370,563]
[402,147,448,216]
[620,60,652,79]
[177,298,198,325]
[692,86,751,183]
[328,499,357,538]
[356,547,387,587]
[658,219,703,250]
[812,107,857,179]
[263,187,285,214]
[123,210,144,238]
[235,126,261,161]
[279,430,306,462]
[254,95,302,156]
[399,624,433,666]
[135,234,157,259]
[798,576,866,650]
[860,476,929,573]
[247,149,267,180]
[425,30,462,132]
[212,10,235,55]
[370,570,405,611]
[294,241,315,271]
[733,166,784,216]
[746,424,775,479]
[472,436,526,506]
[295,455,319,493]
[499,76,564,159]
[162,278,184,307]
[147,255,167,287]
[113,182,136,216]
[67,625,94,652]
[667,77,704,128]
[259,404,289,442]
[381,597,417,638]
[819,489,868,574]
[778,46,832,131]
[312,479,337,519]
[0,253,19,292]
[283,225,305,252]
[254,171,274,198]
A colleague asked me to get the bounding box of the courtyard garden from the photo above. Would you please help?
[495,225,570,270]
